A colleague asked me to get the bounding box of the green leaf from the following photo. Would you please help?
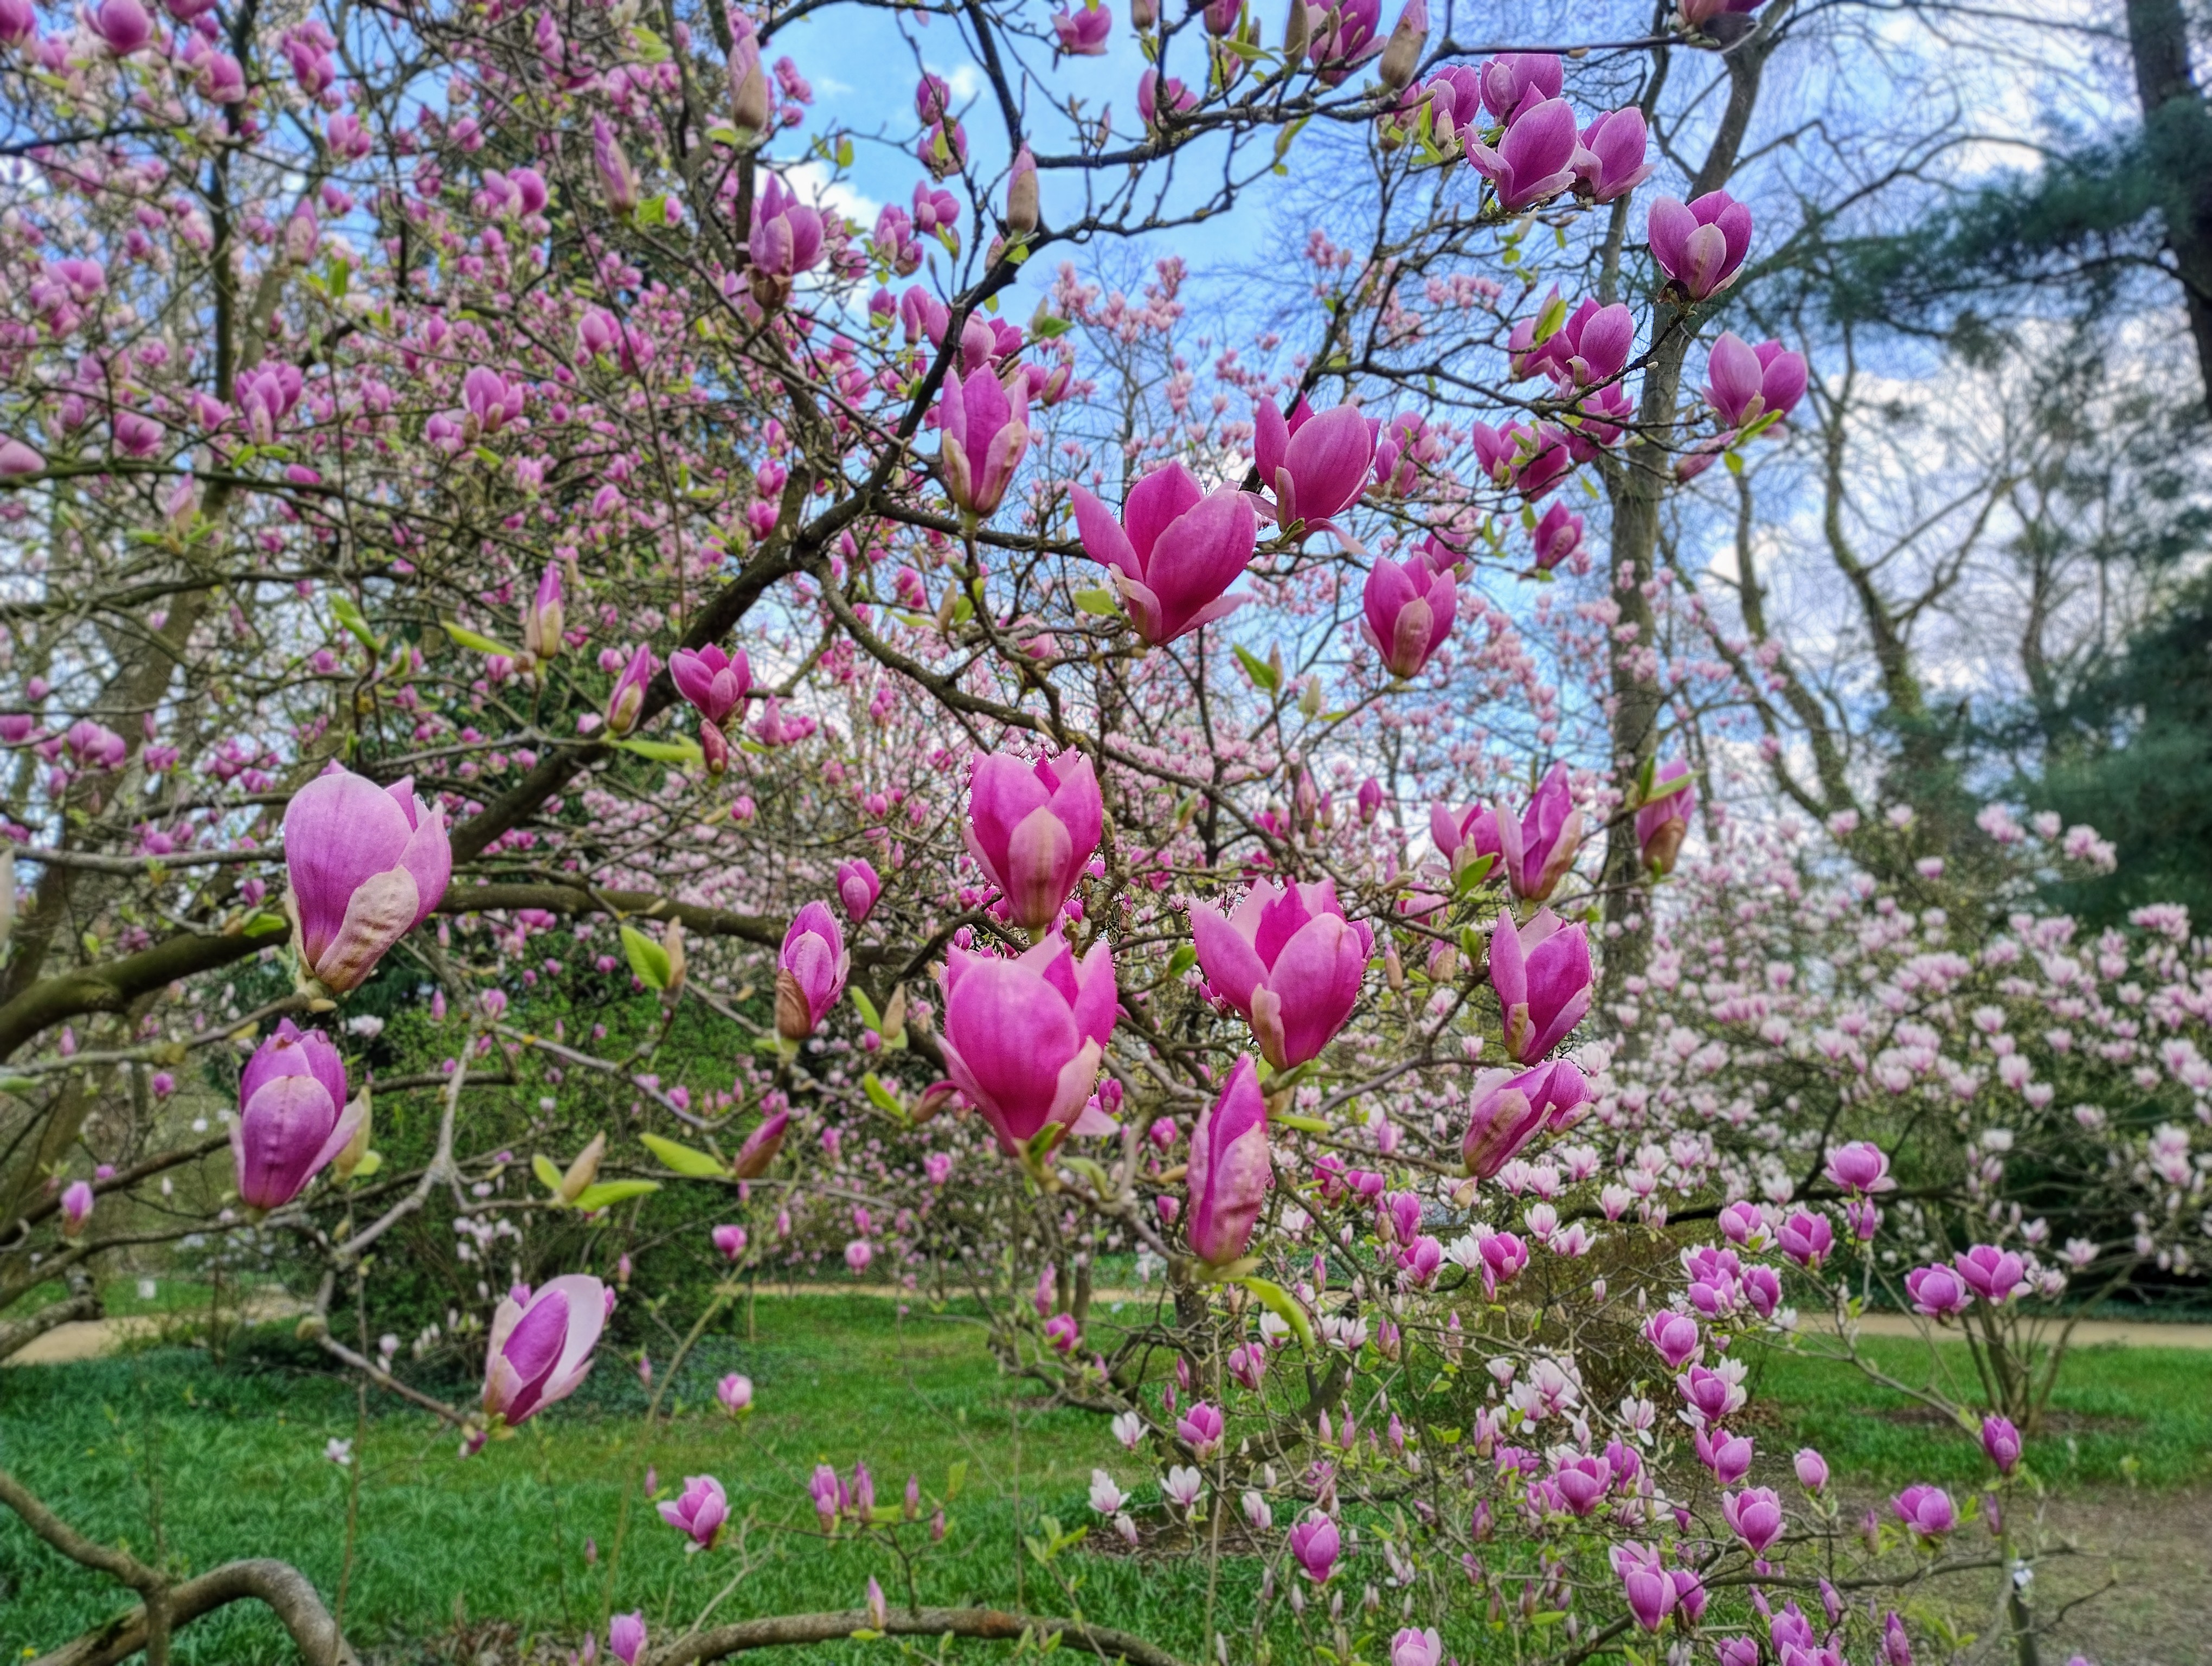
[706,123,745,146]
[330,593,381,652]
[1237,1276,1314,1351]
[349,1150,383,1178]
[1532,291,1569,345]
[850,987,883,1031]
[1642,769,1694,806]
[240,910,290,939]
[641,1132,726,1178]
[835,135,854,168]
[532,1153,565,1195]
[442,620,517,657]
[630,22,670,59]
[1164,944,1197,979]
[1451,851,1497,895]
[862,1073,905,1116]
[1071,587,1122,617]
[945,1459,969,1501]
[1274,1111,1329,1135]
[1031,315,1071,339]
[1233,644,1279,691]
[573,1179,661,1211]
[1271,114,1308,164]
[620,924,672,992]
[616,736,705,765]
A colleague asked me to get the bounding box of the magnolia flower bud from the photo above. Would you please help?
[331,1085,374,1182]
[558,1131,607,1202]
[1005,145,1039,235]
[729,37,771,135]
[1376,0,1425,91]
[1281,0,1308,65]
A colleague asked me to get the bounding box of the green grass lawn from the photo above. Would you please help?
[2,1296,2208,1664]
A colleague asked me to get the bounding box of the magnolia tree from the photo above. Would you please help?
[0,0,2177,1661]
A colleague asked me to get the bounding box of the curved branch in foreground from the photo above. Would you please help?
[652,1607,1189,1666]
[28,1558,358,1666]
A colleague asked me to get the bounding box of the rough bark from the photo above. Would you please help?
[27,1560,358,1666]
[2123,0,2212,402]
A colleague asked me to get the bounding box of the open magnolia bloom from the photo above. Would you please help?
[937,932,1116,1150]
[481,1276,610,1428]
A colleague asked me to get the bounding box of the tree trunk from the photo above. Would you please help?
[2123,0,2212,403]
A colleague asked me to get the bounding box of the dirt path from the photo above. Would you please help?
[2,1293,305,1366]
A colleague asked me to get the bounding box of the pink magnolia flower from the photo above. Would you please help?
[481,1274,609,1426]
[1430,800,1501,878]
[1186,1056,1270,1266]
[91,0,151,54]
[521,566,563,662]
[605,643,655,735]
[0,0,36,47]
[963,749,1103,932]
[717,1372,753,1413]
[1463,97,1580,211]
[1722,1485,1784,1554]
[658,1473,729,1549]
[1778,1208,1834,1270]
[1905,1261,1972,1318]
[1051,1,1111,53]
[1572,107,1654,201]
[233,1020,363,1211]
[1635,758,1696,876]
[1954,1244,2029,1305]
[1136,67,1197,125]
[1360,547,1456,677]
[749,174,824,306]
[1705,331,1808,428]
[1175,1399,1224,1459]
[1648,190,1754,301]
[733,1110,790,1179]
[837,858,882,925]
[1476,51,1560,122]
[591,114,640,216]
[1982,1414,2022,1475]
[1253,399,1375,530]
[609,1614,647,1666]
[1072,462,1256,645]
[776,902,848,1040]
[668,645,750,727]
[60,1180,93,1236]
[711,1223,748,1261]
[1390,1628,1443,1666]
[1462,1059,1585,1177]
[1287,1513,1340,1581]
[1643,1310,1701,1370]
[938,932,1116,1150]
[1795,1447,1830,1491]
[0,438,44,477]
[1619,1555,1674,1632]
[1307,0,1381,80]
[1489,906,1592,1063]
[937,363,1028,520]
[1191,878,1373,1069]
[1499,762,1583,902]
[1824,1140,1894,1194]
[282,768,452,995]
[1892,1483,1956,1540]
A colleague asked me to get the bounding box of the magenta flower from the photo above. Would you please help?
[609,1613,647,1666]
[717,1372,754,1413]
[1307,0,1381,80]
[233,1020,362,1212]
[1648,190,1754,301]
[937,364,1029,521]
[732,1110,789,1178]
[1905,1261,1972,1318]
[963,749,1103,933]
[1185,1056,1271,1267]
[776,902,848,1040]
[282,768,452,995]
[711,1223,748,1261]
[729,34,770,131]
[1288,1513,1340,1582]
[522,565,564,662]
[1430,801,1501,879]
[591,114,640,216]
[0,438,44,477]
[1175,1399,1225,1459]
[1892,1483,1956,1540]
[1954,1244,2028,1305]
[1489,906,1592,1063]
[1499,762,1583,902]
[1981,1414,2022,1475]
[750,174,824,276]
[1191,878,1373,1070]
[1390,1629,1443,1666]
[1619,1557,1674,1632]
[1644,1310,1701,1370]
[1463,97,1580,212]
[0,0,35,47]
[63,719,127,770]
[669,645,752,727]
[1461,1059,1584,1177]
[1253,399,1375,531]
[1051,1,1111,53]
[1635,758,1696,876]
[91,0,151,54]
[1778,1208,1834,1270]
[1137,68,1198,125]
[659,1473,729,1549]
[1005,144,1039,234]
[1357,777,1384,824]
[1542,299,1635,388]
[1360,548,1456,678]
[1072,462,1256,645]
[938,932,1116,1150]
[1795,1447,1830,1491]
[59,1180,93,1237]
[1705,331,1808,428]
[836,858,882,925]
[1572,107,1654,202]
[1476,51,1560,123]
[1824,1140,1894,1194]
[481,1274,609,1426]
[1722,1485,1784,1554]
[606,643,655,736]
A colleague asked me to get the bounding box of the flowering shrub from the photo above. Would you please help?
[0,0,2194,1659]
